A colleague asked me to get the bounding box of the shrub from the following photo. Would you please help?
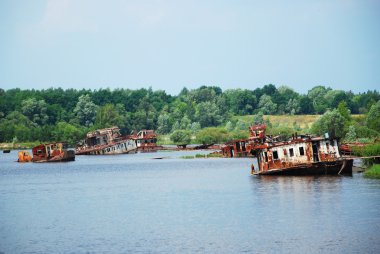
[196,127,231,144]
[364,164,380,179]
[170,130,191,144]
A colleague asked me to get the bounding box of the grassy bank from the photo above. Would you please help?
[0,142,41,150]
[234,114,364,129]
[364,164,380,179]
[233,115,319,129]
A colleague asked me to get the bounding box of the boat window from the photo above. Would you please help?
[299,147,305,156]
[289,148,294,157]
[326,142,330,151]
[330,140,335,146]
[264,152,268,162]
[273,150,279,160]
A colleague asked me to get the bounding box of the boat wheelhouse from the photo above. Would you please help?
[31,142,75,162]
[130,129,162,152]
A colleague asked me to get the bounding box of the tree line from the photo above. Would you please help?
[0,85,379,144]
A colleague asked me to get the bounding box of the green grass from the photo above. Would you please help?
[364,164,380,179]
[180,155,195,159]
[207,153,223,158]
[353,143,380,157]
[0,142,41,149]
[234,114,364,129]
[233,114,319,129]
[180,153,223,159]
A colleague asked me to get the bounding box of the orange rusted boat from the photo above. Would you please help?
[17,150,32,162]
[32,142,75,162]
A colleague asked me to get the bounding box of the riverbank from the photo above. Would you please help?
[0,142,40,150]
[364,164,380,179]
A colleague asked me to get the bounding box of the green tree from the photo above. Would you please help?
[21,98,49,125]
[180,115,191,130]
[171,121,180,132]
[253,112,265,125]
[311,109,346,138]
[225,121,234,132]
[223,89,256,115]
[235,119,248,131]
[307,86,331,114]
[285,98,300,115]
[190,122,201,133]
[74,94,97,127]
[337,101,351,121]
[170,130,191,144]
[258,95,277,114]
[95,103,122,128]
[53,122,83,145]
[345,125,357,142]
[157,113,171,134]
[366,100,380,132]
[196,127,230,144]
[195,101,223,127]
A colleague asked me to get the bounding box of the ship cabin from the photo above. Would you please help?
[254,136,342,174]
[84,127,121,147]
[32,142,74,162]
[134,130,158,148]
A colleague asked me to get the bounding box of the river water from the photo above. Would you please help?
[1,150,380,253]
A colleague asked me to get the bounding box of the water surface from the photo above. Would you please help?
[1,151,380,253]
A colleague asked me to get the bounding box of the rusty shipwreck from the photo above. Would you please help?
[17,142,75,162]
[222,125,353,176]
[75,127,162,155]
[75,127,137,155]
[129,129,162,152]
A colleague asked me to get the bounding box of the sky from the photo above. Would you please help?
[0,0,379,95]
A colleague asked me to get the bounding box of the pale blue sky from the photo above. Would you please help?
[0,0,379,94]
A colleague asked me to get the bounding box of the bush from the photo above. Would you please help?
[170,130,191,144]
[364,164,380,179]
[207,153,223,158]
[366,100,380,132]
[180,155,195,159]
[196,127,231,144]
[355,125,380,139]
[311,109,346,138]
[353,143,380,157]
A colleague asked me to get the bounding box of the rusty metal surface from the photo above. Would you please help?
[221,124,352,175]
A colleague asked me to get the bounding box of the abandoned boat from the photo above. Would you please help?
[222,125,353,176]
[30,142,75,162]
[75,127,137,155]
[130,129,162,152]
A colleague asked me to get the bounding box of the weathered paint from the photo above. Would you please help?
[222,124,352,175]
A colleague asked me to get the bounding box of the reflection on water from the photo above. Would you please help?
[0,151,380,253]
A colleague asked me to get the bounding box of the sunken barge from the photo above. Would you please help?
[76,127,137,155]
[18,142,75,163]
[221,125,353,176]
[75,127,162,155]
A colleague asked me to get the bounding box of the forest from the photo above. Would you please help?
[0,84,379,145]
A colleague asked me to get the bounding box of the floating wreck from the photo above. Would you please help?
[221,125,353,176]
[129,129,162,152]
[75,127,161,155]
[18,142,75,162]
[75,127,137,155]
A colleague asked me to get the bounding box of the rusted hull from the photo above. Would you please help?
[254,159,353,176]
[76,139,137,155]
[33,150,75,163]
[137,146,163,153]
